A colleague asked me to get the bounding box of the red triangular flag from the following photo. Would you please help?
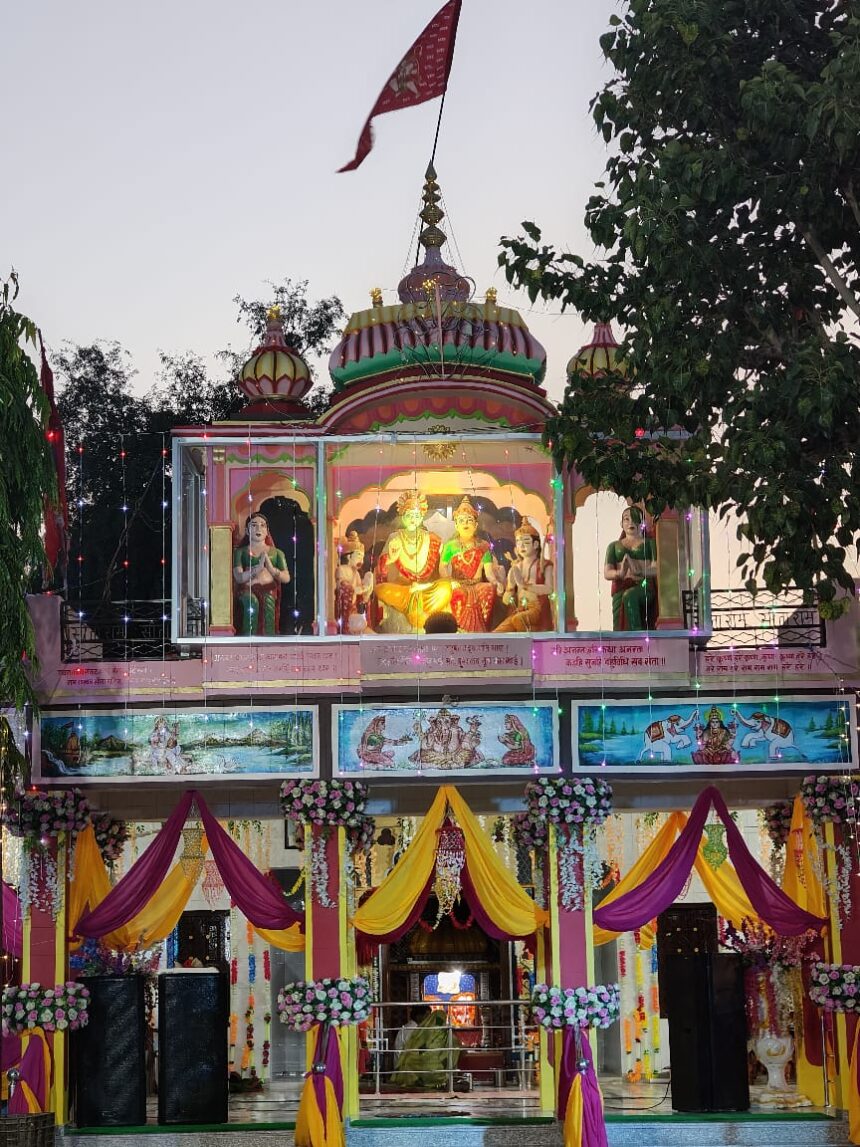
[338,0,462,172]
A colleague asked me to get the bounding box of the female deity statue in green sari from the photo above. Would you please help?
[232,511,292,636]
[603,505,658,630]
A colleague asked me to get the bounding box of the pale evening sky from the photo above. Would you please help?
[2,0,619,403]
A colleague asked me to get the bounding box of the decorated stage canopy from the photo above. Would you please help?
[352,784,549,952]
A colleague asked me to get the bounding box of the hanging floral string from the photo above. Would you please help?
[722,919,817,1037]
[432,821,466,927]
[280,779,370,906]
[523,777,613,911]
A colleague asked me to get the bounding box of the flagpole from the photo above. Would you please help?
[430,89,447,167]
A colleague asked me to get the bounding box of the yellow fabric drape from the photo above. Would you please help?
[782,795,827,1108]
[295,1075,344,1147]
[69,826,207,950]
[352,788,447,935]
[352,786,548,938]
[254,924,305,952]
[446,787,549,936]
[593,814,686,948]
[782,795,827,918]
[693,852,756,929]
[563,1072,584,1147]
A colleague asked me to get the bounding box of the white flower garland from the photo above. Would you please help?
[310,832,335,910]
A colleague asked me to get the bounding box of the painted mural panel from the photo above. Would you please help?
[333,701,559,777]
[37,707,318,782]
[573,696,855,773]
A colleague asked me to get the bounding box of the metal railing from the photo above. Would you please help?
[61,598,203,661]
[364,999,539,1095]
[683,587,825,649]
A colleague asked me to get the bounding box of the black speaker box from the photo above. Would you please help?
[158,970,228,1124]
[73,975,146,1127]
[663,953,750,1113]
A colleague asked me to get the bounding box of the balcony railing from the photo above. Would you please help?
[61,599,203,662]
[683,587,825,649]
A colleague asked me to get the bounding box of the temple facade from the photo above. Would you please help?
[5,167,860,1145]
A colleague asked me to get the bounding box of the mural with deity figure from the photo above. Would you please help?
[37,707,318,782]
[573,696,855,772]
[334,701,558,776]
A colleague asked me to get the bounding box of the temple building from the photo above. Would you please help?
[4,166,860,1147]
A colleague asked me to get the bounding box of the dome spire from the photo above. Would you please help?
[418,162,447,253]
[398,164,472,304]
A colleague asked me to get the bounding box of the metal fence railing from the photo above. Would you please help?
[363,1000,539,1095]
[683,587,825,649]
[61,598,203,662]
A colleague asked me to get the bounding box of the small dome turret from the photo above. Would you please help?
[236,306,312,418]
[566,321,627,382]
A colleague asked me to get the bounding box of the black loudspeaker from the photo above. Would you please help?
[657,903,718,1016]
[663,953,750,1113]
[73,975,146,1127]
[158,970,228,1124]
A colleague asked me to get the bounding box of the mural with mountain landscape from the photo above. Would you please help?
[573,696,855,772]
[38,707,318,781]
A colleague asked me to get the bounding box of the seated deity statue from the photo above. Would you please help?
[232,511,291,636]
[438,497,504,632]
[494,521,555,633]
[374,490,453,632]
[335,530,375,634]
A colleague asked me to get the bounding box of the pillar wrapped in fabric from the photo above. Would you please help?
[73,975,146,1127]
[663,953,749,1113]
[158,969,228,1125]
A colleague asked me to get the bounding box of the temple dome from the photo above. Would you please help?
[236,306,312,418]
[328,166,547,393]
[566,321,627,382]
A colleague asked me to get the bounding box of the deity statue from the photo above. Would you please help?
[603,505,658,631]
[336,530,374,634]
[374,490,453,631]
[439,496,504,632]
[232,511,291,636]
[692,706,739,765]
[494,521,554,633]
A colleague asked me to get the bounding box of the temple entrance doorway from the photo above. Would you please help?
[359,895,541,1119]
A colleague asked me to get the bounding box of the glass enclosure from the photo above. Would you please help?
[172,434,710,641]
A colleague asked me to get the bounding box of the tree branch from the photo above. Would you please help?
[844,180,860,232]
[800,225,860,322]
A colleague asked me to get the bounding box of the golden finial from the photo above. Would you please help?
[485,287,498,304]
[266,304,282,323]
[370,287,383,306]
[418,162,446,252]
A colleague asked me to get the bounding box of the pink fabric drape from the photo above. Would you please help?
[3,881,22,957]
[75,790,303,938]
[593,786,826,937]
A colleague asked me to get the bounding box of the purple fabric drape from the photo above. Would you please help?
[8,1031,50,1114]
[3,881,22,957]
[75,791,195,936]
[1,1032,21,1074]
[75,790,305,938]
[593,786,827,937]
[197,800,303,930]
[558,1029,608,1147]
[308,1023,343,1139]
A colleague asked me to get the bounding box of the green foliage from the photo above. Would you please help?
[499,1,860,607]
[56,279,344,603]
[0,273,56,711]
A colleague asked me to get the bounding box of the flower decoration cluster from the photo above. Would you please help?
[92,811,131,864]
[762,800,794,849]
[2,982,90,1035]
[277,976,372,1032]
[348,815,376,856]
[280,779,369,831]
[809,963,860,1012]
[801,775,860,826]
[511,810,548,853]
[531,983,621,1030]
[1,789,92,847]
[524,777,613,830]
